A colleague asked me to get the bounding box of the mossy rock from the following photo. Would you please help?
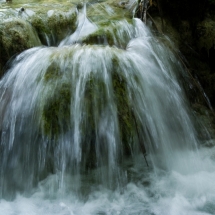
[42,83,71,137]
[85,0,133,47]
[81,18,134,48]
[41,61,71,138]
[0,18,41,76]
[29,8,77,45]
[29,16,49,45]
[47,11,77,42]
[0,0,131,70]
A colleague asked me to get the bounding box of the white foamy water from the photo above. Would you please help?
[0,146,215,215]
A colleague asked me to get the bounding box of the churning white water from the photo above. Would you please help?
[1,149,215,215]
[0,2,215,214]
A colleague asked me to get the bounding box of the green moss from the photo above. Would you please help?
[47,11,77,42]
[42,83,71,137]
[29,9,77,45]
[0,18,41,76]
[83,73,107,125]
[82,28,114,46]
[30,16,51,45]
[40,54,137,160]
[82,19,132,48]
[87,0,133,22]
[31,16,49,34]
[41,62,71,138]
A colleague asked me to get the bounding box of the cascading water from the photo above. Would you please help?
[0,1,215,214]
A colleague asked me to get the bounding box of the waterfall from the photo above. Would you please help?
[0,1,215,214]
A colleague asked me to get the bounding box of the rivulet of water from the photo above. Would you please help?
[0,1,215,214]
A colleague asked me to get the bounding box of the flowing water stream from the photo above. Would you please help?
[0,1,215,214]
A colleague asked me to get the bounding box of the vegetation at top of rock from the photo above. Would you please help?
[0,3,78,76]
[81,19,133,48]
[0,0,134,76]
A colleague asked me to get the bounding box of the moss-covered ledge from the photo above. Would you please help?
[0,2,78,76]
[0,18,41,76]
